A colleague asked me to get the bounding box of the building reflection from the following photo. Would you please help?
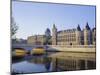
[27,56,51,71]
[50,52,96,71]
[12,52,96,72]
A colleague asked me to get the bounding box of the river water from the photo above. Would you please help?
[12,46,96,74]
[12,55,53,73]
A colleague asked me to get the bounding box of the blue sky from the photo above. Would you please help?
[12,1,96,39]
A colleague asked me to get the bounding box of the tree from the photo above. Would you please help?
[44,28,51,45]
[11,17,18,38]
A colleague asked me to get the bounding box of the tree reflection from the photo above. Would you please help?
[44,57,51,71]
[27,56,51,71]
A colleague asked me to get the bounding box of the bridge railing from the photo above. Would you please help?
[12,44,44,47]
[12,43,96,48]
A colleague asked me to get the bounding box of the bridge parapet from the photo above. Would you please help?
[12,44,95,48]
[12,44,45,47]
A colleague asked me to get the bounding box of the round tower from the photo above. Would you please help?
[76,24,82,45]
[52,24,57,45]
[83,22,91,45]
[92,27,96,45]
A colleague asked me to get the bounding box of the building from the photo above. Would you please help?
[92,28,96,45]
[52,24,57,45]
[27,23,96,45]
[83,23,92,45]
[12,38,27,44]
[52,23,96,45]
[27,35,45,45]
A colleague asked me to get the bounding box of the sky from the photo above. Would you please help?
[12,1,96,39]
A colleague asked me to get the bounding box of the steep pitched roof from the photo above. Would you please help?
[77,24,81,31]
[85,22,90,30]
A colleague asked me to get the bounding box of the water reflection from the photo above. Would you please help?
[12,55,52,73]
[27,56,52,71]
[12,52,96,74]
[50,52,96,71]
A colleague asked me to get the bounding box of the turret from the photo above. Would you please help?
[83,22,92,45]
[52,24,57,45]
[92,27,96,45]
[76,24,82,45]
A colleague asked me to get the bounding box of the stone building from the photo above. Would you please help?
[52,23,96,45]
[92,28,96,45]
[27,35,45,45]
[83,23,92,45]
[52,24,57,45]
[27,23,96,45]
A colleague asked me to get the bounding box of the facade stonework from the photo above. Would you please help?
[52,23,96,45]
[27,35,45,45]
[27,23,96,45]
[52,24,57,45]
[92,28,96,45]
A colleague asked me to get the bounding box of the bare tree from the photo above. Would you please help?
[11,17,18,38]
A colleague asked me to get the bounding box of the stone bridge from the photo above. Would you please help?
[12,44,96,53]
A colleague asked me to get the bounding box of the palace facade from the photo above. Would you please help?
[27,23,96,45]
[52,23,96,45]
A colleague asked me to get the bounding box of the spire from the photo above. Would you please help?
[53,24,57,31]
[46,28,50,33]
[77,24,81,31]
[53,24,56,29]
[92,27,96,31]
[85,22,90,30]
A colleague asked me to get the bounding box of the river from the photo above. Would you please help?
[12,46,96,74]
